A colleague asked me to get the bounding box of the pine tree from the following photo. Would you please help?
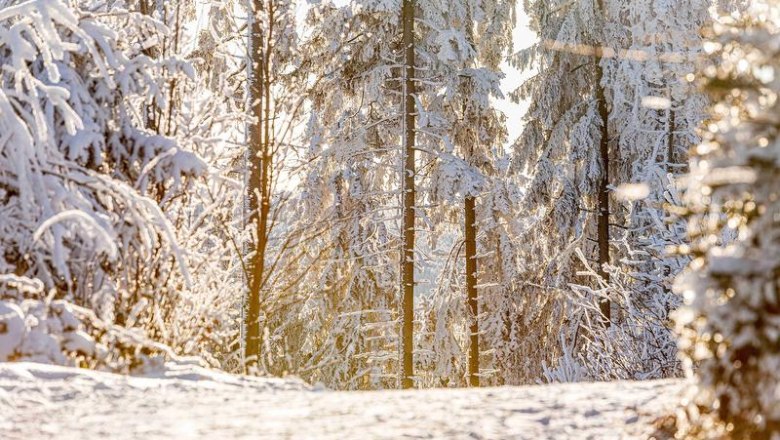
[269,0,408,389]
[399,0,417,390]
[415,0,514,387]
[575,0,709,381]
[512,0,711,383]
[291,0,516,389]
[675,2,780,436]
[509,0,617,382]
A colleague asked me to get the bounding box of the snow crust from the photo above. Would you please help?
[1,362,684,439]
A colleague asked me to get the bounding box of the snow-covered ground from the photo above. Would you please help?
[0,362,683,439]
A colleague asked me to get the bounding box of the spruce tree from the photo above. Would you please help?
[675,2,780,436]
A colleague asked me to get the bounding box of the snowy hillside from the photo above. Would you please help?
[0,362,683,439]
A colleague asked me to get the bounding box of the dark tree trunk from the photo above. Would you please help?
[594,0,611,327]
[400,0,417,389]
[465,195,479,387]
[667,106,676,170]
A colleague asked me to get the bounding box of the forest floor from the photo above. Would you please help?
[0,362,683,439]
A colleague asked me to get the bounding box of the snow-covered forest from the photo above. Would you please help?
[0,0,778,438]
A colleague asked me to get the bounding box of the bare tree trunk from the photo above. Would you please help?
[667,106,676,170]
[400,0,416,389]
[465,195,479,387]
[594,0,611,327]
[246,0,269,370]
[138,0,160,130]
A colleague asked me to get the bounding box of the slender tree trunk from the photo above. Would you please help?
[258,1,274,284]
[465,195,479,387]
[246,0,268,370]
[138,0,159,130]
[400,0,416,389]
[594,0,610,327]
[667,106,676,170]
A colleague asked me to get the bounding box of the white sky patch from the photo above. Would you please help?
[497,8,536,147]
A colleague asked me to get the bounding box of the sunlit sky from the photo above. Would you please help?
[499,8,536,143]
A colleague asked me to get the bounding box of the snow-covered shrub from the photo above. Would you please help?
[0,274,178,372]
[572,178,691,381]
[0,275,91,365]
[675,2,780,437]
[0,299,92,365]
[541,334,587,384]
[0,0,236,370]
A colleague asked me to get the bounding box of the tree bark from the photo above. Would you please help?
[667,106,676,170]
[465,195,479,387]
[245,0,270,370]
[400,0,416,389]
[594,0,611,327]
